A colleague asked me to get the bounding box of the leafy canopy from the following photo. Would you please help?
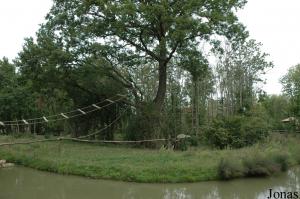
[43,0,248,108]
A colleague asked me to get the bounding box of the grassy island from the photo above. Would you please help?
[0,133,300,183]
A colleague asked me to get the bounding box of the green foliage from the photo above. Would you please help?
[204,123,230,149]
[1,134,299,182]
[44,0,248,122]
[218,158,244,180]
[11,30,126,137]
[218,149,291,180]
[281,64,300,118]
[1,0,252,145]
[242,154,280,177]
[241,116,269,146]
[124,103,162,143]
[273,153,289,172]
[0,135,219,183]
[215,40,273,115]
[0,58,38,127]
[0,0,280,150]
[188,135,199,147]
[124,115,147,141]
[204,115,269,149]
[176,139,189,151]
[259,94,290,130]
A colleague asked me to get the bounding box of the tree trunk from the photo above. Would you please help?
[153,61,167,110]
[192,78,199,135]
[194,79,199,135]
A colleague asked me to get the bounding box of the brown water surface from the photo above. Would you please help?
[1,166,300,199]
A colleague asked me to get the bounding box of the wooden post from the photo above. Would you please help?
[34,122,37,136]
[16,120,19,135]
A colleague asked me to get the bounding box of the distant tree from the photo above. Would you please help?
[179,48,209,135]
[259,94,290,129]
[0,57,19,122]
[281,64,300,117]
[215,39,273,115]
[15,31,125,138]
[0,58,37,133]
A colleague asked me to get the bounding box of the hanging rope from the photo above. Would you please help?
[0,94,126,126]
[65,138,171,144]
[0,95,183,147]
[0,107,181,147]
[0,138,63,146]
[0,137,174,147]
[77,108,128,139]
[1,94,124,124]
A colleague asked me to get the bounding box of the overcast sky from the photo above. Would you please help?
[0,0,52,59]
[237,0,300,94]
[0,0,299,95]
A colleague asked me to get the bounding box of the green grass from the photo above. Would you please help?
[0,133,300,183]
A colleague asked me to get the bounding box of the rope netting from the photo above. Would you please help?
[0,94,125,126]
[0,94,180,146]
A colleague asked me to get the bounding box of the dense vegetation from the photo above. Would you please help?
[0,133,299,182]
[1,0,300,182]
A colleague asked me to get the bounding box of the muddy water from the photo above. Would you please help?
[0,166,300,199]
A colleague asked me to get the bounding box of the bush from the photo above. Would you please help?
[188,135,199,147]
[218,158,244,180]
[177,139,189,151]
[204,116,269,149]
[204,126,230,149]
[242,117,269,146]
[294,152,300,164]
[243,155,280,177]
[124,103,164,148]
[272,153,289,172]
[218,151,290,180]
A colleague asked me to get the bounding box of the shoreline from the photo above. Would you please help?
[0,134,299,183]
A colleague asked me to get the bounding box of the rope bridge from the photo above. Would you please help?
[0,94,177,146]
[0,94,125,126]
[0,138,172,147]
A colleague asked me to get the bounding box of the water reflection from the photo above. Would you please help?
[0,167,300,199]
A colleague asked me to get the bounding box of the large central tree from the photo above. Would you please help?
[45,0,248,111]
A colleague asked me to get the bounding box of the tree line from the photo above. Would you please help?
[0,0,299,148]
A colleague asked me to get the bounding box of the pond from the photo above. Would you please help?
[1,166,300,199]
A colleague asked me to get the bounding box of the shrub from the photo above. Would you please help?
[124,103,164,148]
[188,135,199,147]
[272,153,289,172]
[226,116,244,148]
[218,158,244,180]
[204,116,269,149]
[124,115,148,141]
[204,126,230,149]
[294,152,300,164]
[242,117,269,146]
[177,139,189,151]
[203,119,232,149]
[242,155,280,177]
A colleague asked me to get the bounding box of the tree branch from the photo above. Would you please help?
[166,41,180,63]
[118,35,159,61]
